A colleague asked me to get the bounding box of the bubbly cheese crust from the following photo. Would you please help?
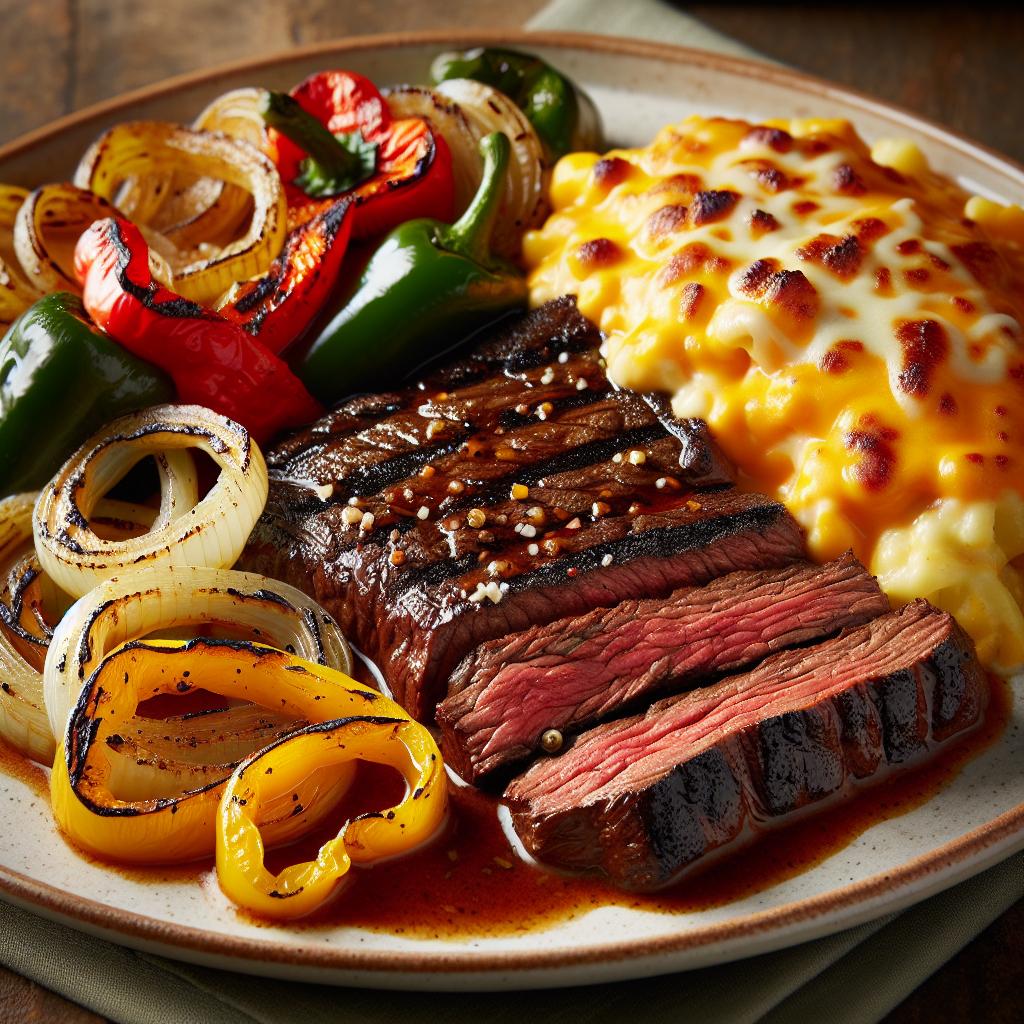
[525,116,1024,669]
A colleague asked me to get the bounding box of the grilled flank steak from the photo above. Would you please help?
[439,552,890,784]
[243,298,805,717]
[505,600,987,891]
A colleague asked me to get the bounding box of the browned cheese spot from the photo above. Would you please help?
[741,159,802,193]
[645,204,688,241]
[845,422,899,491]
[592,156,632,189]
[738,260,820,330]
[656,243,731,288]
[895,319,949,398]
[679,282,706,321]
[821,339,864,375]
[749,209,780,237]
[796,233,865,279]
[575,238,623,270]
[688,189,739,226]
[832,163,868,196]
[741,125,795,153]
[853,217,890,244]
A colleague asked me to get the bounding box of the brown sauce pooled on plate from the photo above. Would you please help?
[1,673,1010,937]
[272,672,1014,938]
[0,737,48,800]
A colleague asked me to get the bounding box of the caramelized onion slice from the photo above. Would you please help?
[73,121,286,304]
[13,184,120,294]
[0,185,41,325]
[193,88,270,150]
[44,564,352,741]
[0,494,60,761]
[434,79,548,259]
[33,405,268,599]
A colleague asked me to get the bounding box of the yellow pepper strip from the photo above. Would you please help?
[217,714,446,919]
[50,638,446,875]
[73,121,286,304]
[0,185,40,326]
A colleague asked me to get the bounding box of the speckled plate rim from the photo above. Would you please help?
[0,29,1022,987]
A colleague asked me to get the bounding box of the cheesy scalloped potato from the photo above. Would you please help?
[525,116,1024,669]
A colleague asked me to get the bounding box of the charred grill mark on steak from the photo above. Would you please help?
[241,298,790,718]
[350,493,805,716]
[439,552,890,784]
[505,600,987,891]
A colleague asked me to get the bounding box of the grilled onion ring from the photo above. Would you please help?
[50,639,401,863]
[44,565,352,742]
[383,86,482,218]
[0,494,56,761]
[0,459,194,763]
[0,185,41,326]
[73,121,286,304]
[194,88,269,149]
[435,79,548,258]
[33,405,267,599]
[13,184,119,295]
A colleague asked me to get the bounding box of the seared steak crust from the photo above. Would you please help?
[439,552,889,784]
[243,299,805,717]
[506,600,987,891]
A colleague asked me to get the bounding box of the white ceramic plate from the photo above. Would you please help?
[1,30,1022,991]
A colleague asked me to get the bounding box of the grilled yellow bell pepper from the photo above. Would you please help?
[217,715,446,919]
[50,637,448,919]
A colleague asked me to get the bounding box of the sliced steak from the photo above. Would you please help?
[243,299,799,719]
[506,600,987,891]
[439,552,889,784]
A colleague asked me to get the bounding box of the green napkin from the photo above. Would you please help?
[2,3,1022,1022]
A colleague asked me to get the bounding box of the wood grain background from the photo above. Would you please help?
[1,2,1023,1022]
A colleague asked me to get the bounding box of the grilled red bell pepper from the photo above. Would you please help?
[219,196,354,355]
[74,217,323,444]
[264,70,454,238]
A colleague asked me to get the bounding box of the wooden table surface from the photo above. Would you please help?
[2,2,1023,1022]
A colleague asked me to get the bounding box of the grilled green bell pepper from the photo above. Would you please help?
[298,131,526,402]
[0,292,175,497]
[430,47,603,159]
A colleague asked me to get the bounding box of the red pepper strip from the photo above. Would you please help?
[219,197,354,356]
[268,70,454,238]
[74,217,323,445]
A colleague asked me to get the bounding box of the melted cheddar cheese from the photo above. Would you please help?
[525,116,1024,669]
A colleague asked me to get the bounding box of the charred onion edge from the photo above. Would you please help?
[62,636,373,817]
[44,565,353,740]
[33,403,266,600]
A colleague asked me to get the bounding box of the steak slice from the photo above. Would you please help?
[243,299,793,719]
[506,600,988,891]
[439,552,889,784]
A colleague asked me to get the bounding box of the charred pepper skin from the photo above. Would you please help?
[74,217,324,446]
[298,132,527,403]
[430,47,603,159]
[0,293,174,497]
[265,70,455,239]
